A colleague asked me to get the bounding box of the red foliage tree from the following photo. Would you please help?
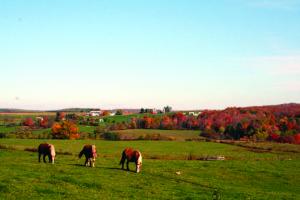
[23,117,34,127]
[39,116,49,128]
[294,133,300,144]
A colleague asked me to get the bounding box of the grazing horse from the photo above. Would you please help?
[79,145,97,167]
[38,143,56,164]
[120,148,142,173]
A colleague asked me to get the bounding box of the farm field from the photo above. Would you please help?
[0,139,299,199]
[113,129,202,141]
[0,112,55,124]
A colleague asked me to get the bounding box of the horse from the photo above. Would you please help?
[79,145,97,167]
[120,148,142,173]
[38,143,56,164]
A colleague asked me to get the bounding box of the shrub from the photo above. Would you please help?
[94,125,109,139]
[254,131,269,142]
[0,133,7,138]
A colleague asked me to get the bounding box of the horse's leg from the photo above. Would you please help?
[48,154,51,163]
[91,159,95,167]
[85,157,88,166]
[135,162,138,173]
[120,152,126,170]
[126,160,130,171]
[88,158,91,167]
[43,154,47,163]
[38,153,41,162]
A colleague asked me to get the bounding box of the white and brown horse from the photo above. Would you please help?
[120,148,142,173]
[38,143,56,164]
[79,145,97,167]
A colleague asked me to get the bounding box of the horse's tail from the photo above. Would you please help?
[119,150,126,165]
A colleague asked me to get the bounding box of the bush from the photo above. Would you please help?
[254,131,269,142]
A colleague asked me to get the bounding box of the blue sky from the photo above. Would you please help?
[1,0,300,110]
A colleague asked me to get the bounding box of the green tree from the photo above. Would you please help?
[163,106,172,113]
[116,109,123,115]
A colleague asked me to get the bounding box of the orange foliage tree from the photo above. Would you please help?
[51,120,79,139]
[102,111,111,116]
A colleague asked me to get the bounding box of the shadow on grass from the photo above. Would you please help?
[68,163,216,188]
[67,163,136,172]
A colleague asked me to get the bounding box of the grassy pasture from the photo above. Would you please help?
[102,113,163,123]
[0,139,299,199]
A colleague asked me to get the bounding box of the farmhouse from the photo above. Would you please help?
[89,111,102,117]
[183,111,202,116]
[188,112,201,116]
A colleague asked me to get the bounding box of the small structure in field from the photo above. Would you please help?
[206,155,225,161]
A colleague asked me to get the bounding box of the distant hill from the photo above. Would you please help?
[0,108,41,113]
[1,103,299,114]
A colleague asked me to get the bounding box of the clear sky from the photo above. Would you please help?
[1,0,300,110]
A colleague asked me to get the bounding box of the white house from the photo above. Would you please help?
[110,112,116,116]
[89,111,102,117]
[187,112,202,117]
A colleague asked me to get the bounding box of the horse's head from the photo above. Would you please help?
[91,145,97,167]
[92,145,97,158]
[49,144,56,164]
[136,152,142,173]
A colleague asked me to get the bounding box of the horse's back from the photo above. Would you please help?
[38,143,50,153]
[81,144,97,158]
[123,148,141,162]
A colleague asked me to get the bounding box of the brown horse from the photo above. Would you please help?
[38,143,56,164]
[120,148,142,173]
[79,145,97,167]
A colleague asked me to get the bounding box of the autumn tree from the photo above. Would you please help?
[23,117,35,127]
[102,110,111,116]
[38,116,49,128]
[51,120,79,139]
[55,112,66,122]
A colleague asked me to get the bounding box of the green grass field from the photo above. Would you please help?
[0,139,299,199]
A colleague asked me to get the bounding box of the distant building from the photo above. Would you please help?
[110,112,116,116]
[89,110,102,117]
[188,112,201,116]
